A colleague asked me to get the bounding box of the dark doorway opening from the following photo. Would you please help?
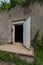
[15,25,23,43]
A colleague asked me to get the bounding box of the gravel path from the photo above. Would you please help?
[0,60,16,65]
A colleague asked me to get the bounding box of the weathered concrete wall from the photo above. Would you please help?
[31,3,43,39]
[0,6,25,43]
[0,3,43,43]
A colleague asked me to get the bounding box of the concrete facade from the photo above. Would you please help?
[0,3,43,43]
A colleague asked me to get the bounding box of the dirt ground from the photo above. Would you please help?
[0,60,16,65]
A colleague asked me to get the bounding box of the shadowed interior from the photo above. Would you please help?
[15,25,23,43]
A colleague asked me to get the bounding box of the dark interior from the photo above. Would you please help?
[15,25,23,43]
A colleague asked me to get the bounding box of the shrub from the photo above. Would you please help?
[0,1,10,11]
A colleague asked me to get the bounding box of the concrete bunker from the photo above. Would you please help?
[12,17,31,50]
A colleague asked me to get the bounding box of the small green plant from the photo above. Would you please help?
[40,34,43,51]
[33,29,43,52]
[33,30,40,50]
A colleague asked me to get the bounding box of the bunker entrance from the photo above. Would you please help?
[15,25,23,43]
